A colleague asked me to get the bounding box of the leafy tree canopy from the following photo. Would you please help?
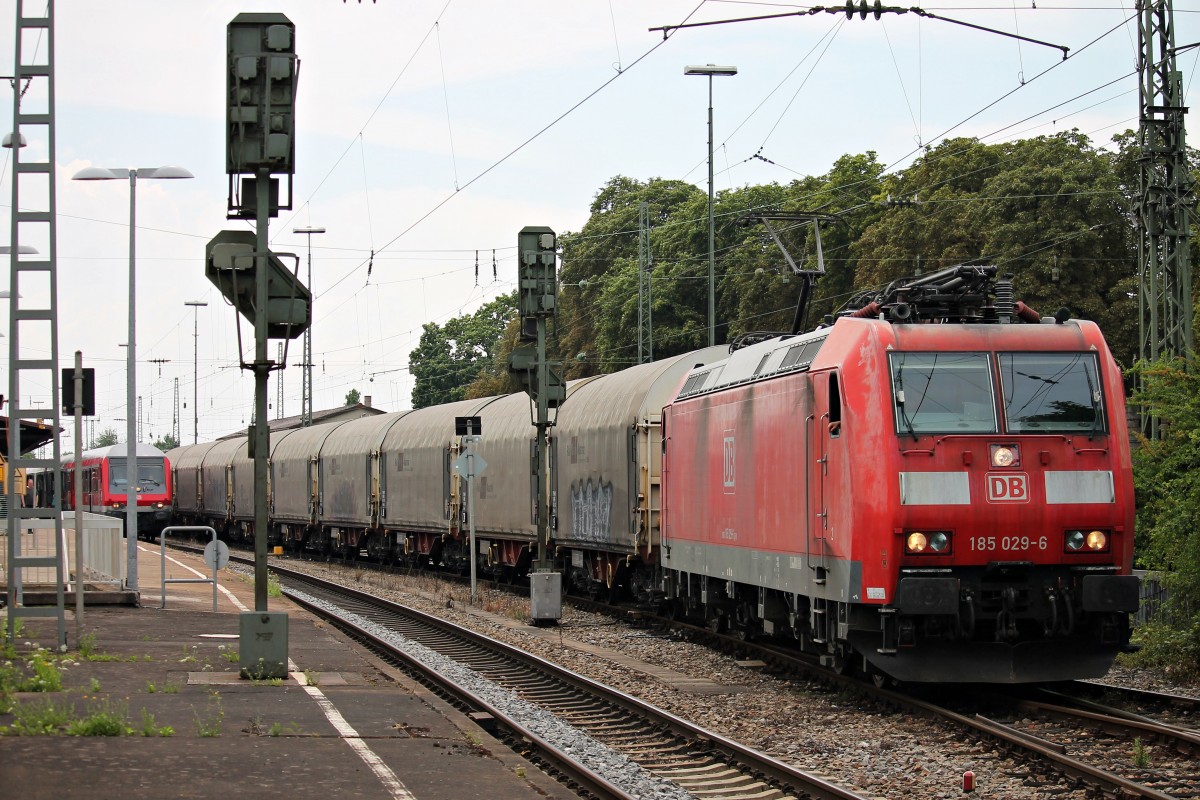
[93,428,119,448]
[345,388,361,406]
[409,292,518,408]
[153,433,179,452]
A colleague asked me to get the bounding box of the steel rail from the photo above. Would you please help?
[270,562,870,800]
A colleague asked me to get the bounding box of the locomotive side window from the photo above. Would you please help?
[889,352,997,434]
[999,353,1104,434]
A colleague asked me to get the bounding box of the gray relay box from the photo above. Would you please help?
[530,571,562,624]
[239,611,289,679]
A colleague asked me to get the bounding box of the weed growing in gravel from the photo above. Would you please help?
[219,646,239,664]
[266,720,302,736]
[138,708,174,737]
[179,645,199,664]
[162,681,181,694]
[3,695,73,735]
[88,678,101,693]
[22,650,64,693]
[302,669,319,686]
[77,632,98,658]
[75,633,122,662]
[266,570,283,598]
[193,691,225,737]
[1132,737,1151,768]
[65,699,134,736]
[251,677,284,687]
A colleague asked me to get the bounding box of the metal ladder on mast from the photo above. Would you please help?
[5,2,65,647]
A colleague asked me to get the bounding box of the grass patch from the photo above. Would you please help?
[266,570,283,599]
[65,699,134,736]
[20,650,64,693]
[3,695,73,735]
[138,708,174,737]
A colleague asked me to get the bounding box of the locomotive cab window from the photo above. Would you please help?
[999,353,1104,434]
[889,352,997,434]
[108,457,166,492]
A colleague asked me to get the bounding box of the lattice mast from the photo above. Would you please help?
[1137,0,1194,367]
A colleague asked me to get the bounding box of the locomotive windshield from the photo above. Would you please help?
[890,352,997,434]
[998,353,1104,433]
[108,457,167,491]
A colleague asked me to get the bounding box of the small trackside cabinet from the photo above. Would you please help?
[530,571,562,624]
[239,612,289,679]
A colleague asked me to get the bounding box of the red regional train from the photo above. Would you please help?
[62,443,173,539]
[660,266,1138,683]
[168,265,1138,683]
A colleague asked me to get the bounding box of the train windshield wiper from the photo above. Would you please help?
[895,363,918,441]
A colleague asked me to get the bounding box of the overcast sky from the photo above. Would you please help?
[2,1,1197,447]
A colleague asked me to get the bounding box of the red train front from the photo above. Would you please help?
[660,267,1138,683]
[62,443,173,540]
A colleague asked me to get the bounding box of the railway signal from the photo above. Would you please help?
[508,226,565,624]
[219,12,305,678]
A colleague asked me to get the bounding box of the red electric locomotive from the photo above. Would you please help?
[62,443,173,539]
[660,266,1138,683]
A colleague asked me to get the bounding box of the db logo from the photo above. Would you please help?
[987,473,1029,503]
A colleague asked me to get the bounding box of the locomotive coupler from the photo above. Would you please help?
[996,586,1019,643]
[956,591,976,639]
[1043,587,1059,638]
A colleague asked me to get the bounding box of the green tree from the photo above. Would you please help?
[344,388,361,406]
[153,433,179,452]
[1129,357,1200,676]
[978,131,1135,365]
[556,176,703,375]
[853,137,1003,287]
[409,292,518,408]
[93,428,119,447]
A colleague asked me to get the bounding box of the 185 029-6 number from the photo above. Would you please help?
[968,535,1048,552]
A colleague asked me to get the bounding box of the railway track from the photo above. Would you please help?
[263,561,870,800]
[178,542,1199,798]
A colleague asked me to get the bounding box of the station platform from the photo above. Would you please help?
[0,542,573,800]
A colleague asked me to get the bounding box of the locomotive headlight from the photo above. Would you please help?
[1066,529,1109,552]
[990,444,1020,468]
[904,531,951,554]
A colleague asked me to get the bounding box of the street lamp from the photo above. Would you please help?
[293,226,325,427]
[685,64,737,348]
[184,301,207,444]
[72,165,193,591]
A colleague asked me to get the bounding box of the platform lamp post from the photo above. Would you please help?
[184,301,207,443]
[72,165,193,591]
[292,226,324,427]
[684,64,737,347]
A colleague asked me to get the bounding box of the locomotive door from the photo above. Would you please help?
[808,370,843,584]
[224,465,234,518]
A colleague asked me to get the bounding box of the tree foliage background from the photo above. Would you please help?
[413,130,1148,395]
